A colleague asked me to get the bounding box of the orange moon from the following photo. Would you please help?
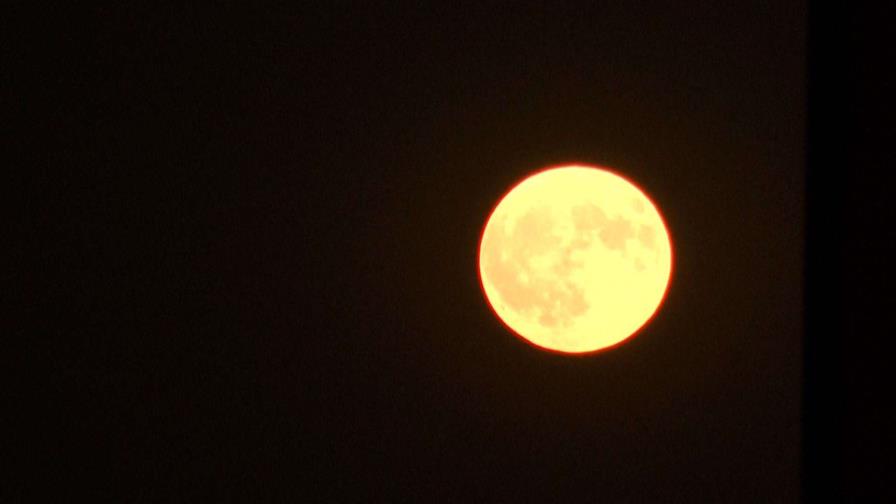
[478,165,673,354]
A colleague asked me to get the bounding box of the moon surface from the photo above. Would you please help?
[478,165,673,354]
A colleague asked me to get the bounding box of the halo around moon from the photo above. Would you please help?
[478,164,673,354]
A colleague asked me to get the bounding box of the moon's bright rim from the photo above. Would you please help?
[478,164,674,354]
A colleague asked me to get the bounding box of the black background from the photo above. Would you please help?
[13,1,894,501]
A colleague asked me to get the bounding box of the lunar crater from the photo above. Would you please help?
[481,209,589,329]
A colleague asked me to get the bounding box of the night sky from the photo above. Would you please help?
[18,2,894,502]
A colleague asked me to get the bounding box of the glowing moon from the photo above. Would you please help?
[478,164,673,354]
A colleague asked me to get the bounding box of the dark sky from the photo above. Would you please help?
[21,1,893,501]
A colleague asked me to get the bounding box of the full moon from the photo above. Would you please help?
[478,165,673,354]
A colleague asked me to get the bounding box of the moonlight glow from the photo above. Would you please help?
[478,165,673,354]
